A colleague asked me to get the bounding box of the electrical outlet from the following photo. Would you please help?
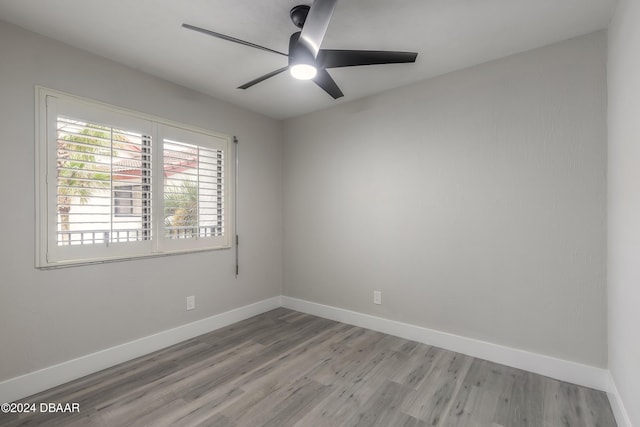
[186,295,195,311]
[373,290,382,305]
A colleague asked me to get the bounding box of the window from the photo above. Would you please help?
[114,185,142,217]
[36,87,233,267]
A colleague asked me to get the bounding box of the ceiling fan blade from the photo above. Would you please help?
[182,23,288,57]
[299,0,338,58]
[313,68,344,99]
[238,66,289,90]
[317,50,418,68]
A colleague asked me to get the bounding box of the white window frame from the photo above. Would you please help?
[35,87,233,268]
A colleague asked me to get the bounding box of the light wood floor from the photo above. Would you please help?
[0,308,616,427]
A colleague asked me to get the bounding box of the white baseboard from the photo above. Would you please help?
[0,296,282,404]
[1,294,621,418]
[607,373,633,427]
[281,296,611,393]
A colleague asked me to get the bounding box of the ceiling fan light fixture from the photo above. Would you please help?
[290,63,317,80]
[182,0,417,99]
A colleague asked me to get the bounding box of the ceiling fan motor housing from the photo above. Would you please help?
[289,31,316,67]
[290,5,310,28]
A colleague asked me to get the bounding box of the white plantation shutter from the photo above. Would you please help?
[159,124,230,251]
[37,88,232,267]
[55,116,153,246]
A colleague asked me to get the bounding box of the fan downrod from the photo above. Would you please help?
[290,5,310,28]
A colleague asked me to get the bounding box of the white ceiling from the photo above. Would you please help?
[0,0,616,120]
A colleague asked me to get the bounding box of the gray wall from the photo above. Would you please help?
[608,0,640,424]
[283,32,607,367]
[0,21,283,381]
[0,18,611,386]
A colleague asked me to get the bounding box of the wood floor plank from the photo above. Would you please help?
[401,350,473,425]
[442,359,519,427]
[0,309,617,427]
[222,376,330,427]
[292,378,376,427]
[259,379,332,427]
[232,323,352,391]
[345,380,424,427]
[157,386,244,427]
[581,386,617,427]
[306,329,388,386]
[192,413,236,427]
[493,369,544,427]
[294,348,418,427]
[213,379,284,425]
[391,344,442,389]
[95,340,263,412]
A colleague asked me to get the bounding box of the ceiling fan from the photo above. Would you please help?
[182,0,418,99]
